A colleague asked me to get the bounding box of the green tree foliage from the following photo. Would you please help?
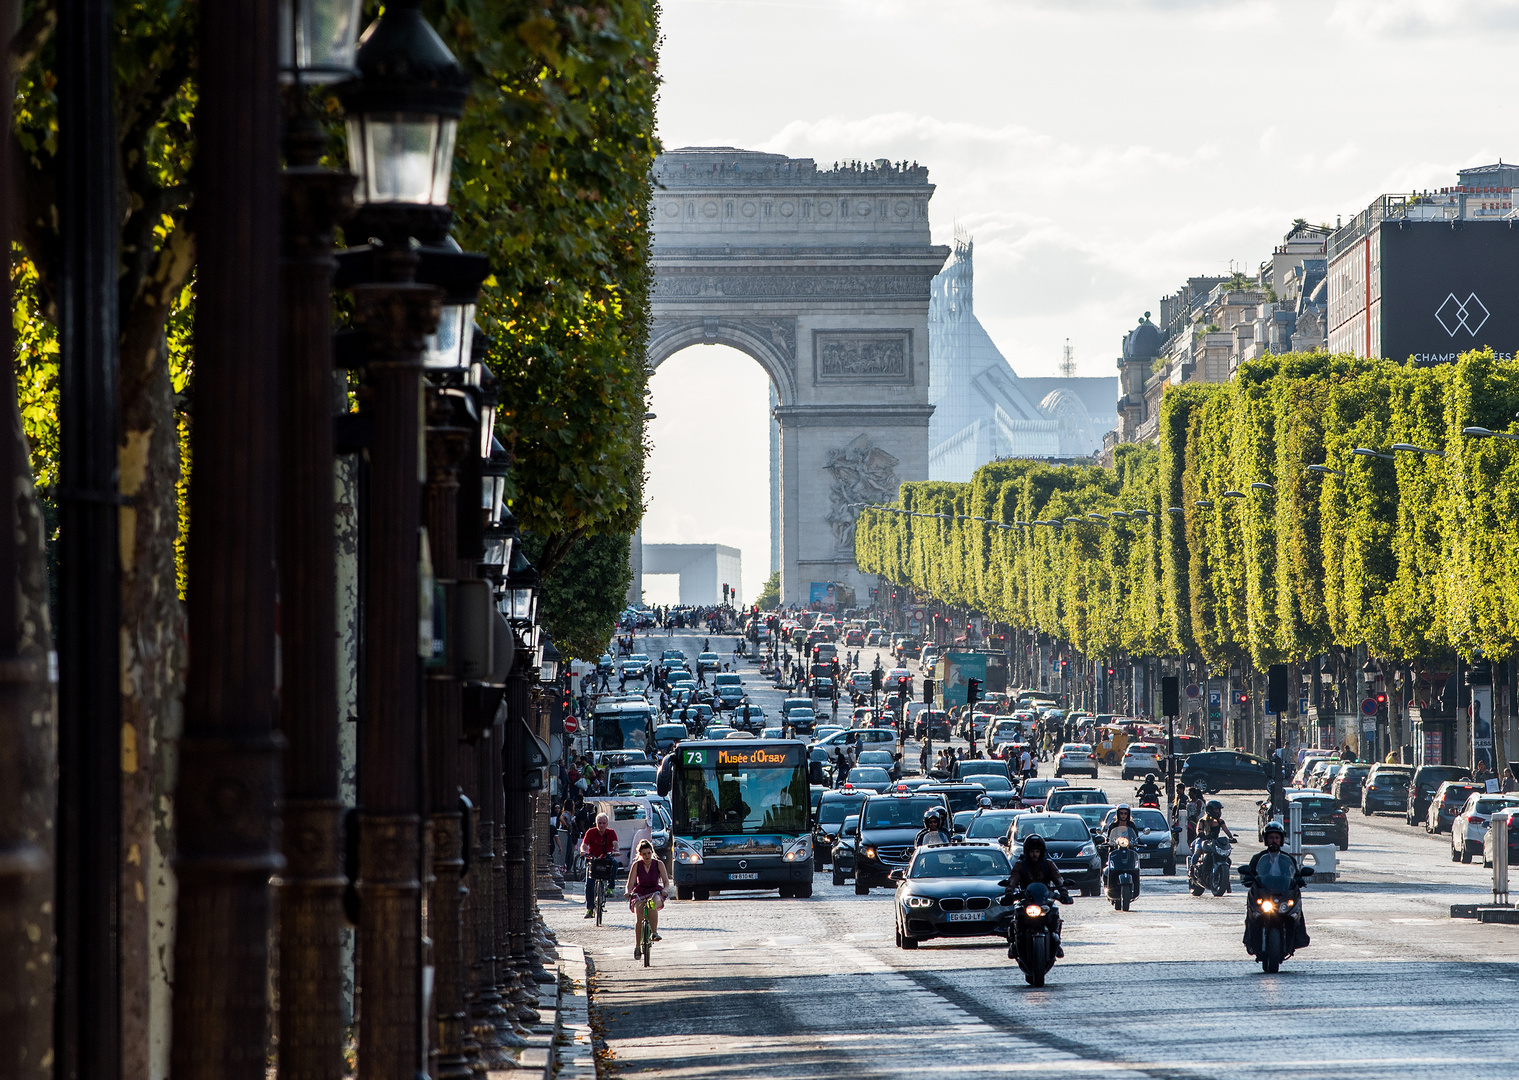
[523,530,631,661]
[434,0,660,575]
[755,570,779,610]
[856,350,1519,666]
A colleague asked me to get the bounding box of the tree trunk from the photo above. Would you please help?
[117,323,186,1080]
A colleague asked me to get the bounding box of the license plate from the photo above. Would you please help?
[947,911,983,922]
[727,872,758,881]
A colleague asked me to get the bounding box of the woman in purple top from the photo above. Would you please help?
[626,838,670,958]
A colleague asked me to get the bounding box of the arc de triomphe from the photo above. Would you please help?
[646,147,949,607]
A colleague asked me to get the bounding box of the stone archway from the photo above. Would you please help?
[647,147,950,606]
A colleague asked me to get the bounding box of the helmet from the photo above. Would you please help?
[1145,772,1157,782]
[923,808,946,827]
[1206,799,1223,816]
[1262,819,1286,839]
[1023,834,1047,857]
[1115,802,1132,814]
[977,796,993,809]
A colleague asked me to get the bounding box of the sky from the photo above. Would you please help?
[640,0,1519,606]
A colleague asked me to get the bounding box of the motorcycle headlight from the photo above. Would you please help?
[1078,842,1096,857]
[1284,898,1295,907]
[1116,837,1130,848]
[1259,899,1276,913]
[675,837,703,864]
[783,836,812,862]
[1024,904,1044,917]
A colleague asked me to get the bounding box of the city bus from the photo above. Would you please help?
[670,739,813,900]
[592,699,655,754]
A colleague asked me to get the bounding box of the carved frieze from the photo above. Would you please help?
[812,330,913,385]
[651,269,933,302]
[824,435,900,553]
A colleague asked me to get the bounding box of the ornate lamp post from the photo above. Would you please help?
[500,551,544,1023]
[334,5,468,1078]
[274,4,362,1078]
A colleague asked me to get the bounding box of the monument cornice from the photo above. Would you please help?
[773,403,935,428]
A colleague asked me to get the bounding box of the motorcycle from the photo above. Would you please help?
[1190,834,1234,897]
[1239,861,1314,973]
[1002,881,1072,987]
[1105,836,1139,911]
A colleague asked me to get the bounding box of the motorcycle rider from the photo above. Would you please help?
[1105,804,1141,897]
[1004,833,1070,958]
[1185,786,1205,849]
[1135,773,1163,805]
[1241,820,1311,954]
[1192,798,1237,887]
[915,808,953,848]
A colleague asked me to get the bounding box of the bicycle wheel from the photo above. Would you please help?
[595,879,605,926]
[642,907,652,967]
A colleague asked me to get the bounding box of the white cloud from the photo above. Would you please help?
[1328,0,1519,34]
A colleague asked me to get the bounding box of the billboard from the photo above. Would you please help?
[1380,221,1519,365]
[808,582,837,612]
[1472,683,1496,780]
[936,651,987,710]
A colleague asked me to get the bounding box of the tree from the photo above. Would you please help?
[756,570,780,610]
[523,531,632,661]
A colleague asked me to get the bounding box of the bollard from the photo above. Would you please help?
[1493,814,1509,906]
[1288,798,1304,855]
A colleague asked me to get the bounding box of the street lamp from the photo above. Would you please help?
[418,236,489,370]
[280,0,365,80]
[503,548,540,626]
[1194,500,1213,509]
[1463,426,1519,442]
[1249,482,1274,492]
[540,637,560,684]
[1305,464,1344,477]
[1352,447,1395,461]
[1391,443,1445,458]
[1222,489,1245,500]
[337,1,470,229]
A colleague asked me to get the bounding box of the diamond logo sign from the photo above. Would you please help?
[1435,292,1491,337]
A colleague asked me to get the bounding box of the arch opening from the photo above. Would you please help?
[640,343,778,607]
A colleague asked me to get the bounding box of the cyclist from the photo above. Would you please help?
[579,811,619,919]
[626,838,670,959]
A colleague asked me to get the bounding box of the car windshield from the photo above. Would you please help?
[851,768,890,783]
[909,847,1011,879]
[1068,805,1115,829]
[1015,816,1090,842]
[966,812,1023,838]
[863,797,946,829]
[1341,766,1369,779]
[958,762,1006,776]
[857,753,893,765]
[1372,772,1409,787]
[1061,744,1092,754]
[978,776,1013,791]
[1476,798,1519,814]
[1023,780,1065,797]
[1118,809,1168,832]
[817,798,866,825]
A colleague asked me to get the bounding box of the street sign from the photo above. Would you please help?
[563,715,579,734]
[1300,697,1309,716]
[1186,683,1200,699]
[1360,697,1379,717]
[908,606,926,625]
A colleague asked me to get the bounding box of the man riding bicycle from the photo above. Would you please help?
[580,812,619,918]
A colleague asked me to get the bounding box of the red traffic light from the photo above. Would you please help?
[1375,692,1387,704]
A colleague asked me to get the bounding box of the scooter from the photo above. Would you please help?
[1105,836,1139,911]
[1190,834,1234,897]
[1003,881,1072,987]
[1239,862,1314,973]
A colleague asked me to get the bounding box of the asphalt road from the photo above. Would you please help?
[548,629,1519,1080]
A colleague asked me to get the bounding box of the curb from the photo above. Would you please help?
[553,943,596,1080]
[1451,902,1514,920]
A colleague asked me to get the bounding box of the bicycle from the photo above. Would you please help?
[589,857,618,926]
[638,894,658,966]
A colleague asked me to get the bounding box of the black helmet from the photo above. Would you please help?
[1023,834,1047,857]
[1206,799,1223,816]
[923,808,945,827]
[1145,772,1157,782]
[1262,819,1286,839]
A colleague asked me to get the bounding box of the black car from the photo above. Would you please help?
[1180,750,1269,792]
[892,843,1016,949]
[914,710,952,741]
[1330,764,1371,808]
[1406,765,1473,826]
[919,783,989,816]
[813,791,867,869]
[1097,807,1177,874]
[1008,812,1102,895]
[1361,766,1411,816]
[831,815,860,885]
[1258,792,1348,850]
[850,793,951,894]
[955,760,1012,785]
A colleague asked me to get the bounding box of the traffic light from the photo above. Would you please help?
[871,669,883,692]
[1236,691,1249,705]
[1374,691,1387,705]
[923,678,934,703]
[966,678,981,705]
[723,583,730,601]
[1106,666,1115,677]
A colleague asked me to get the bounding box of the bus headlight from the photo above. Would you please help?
[675,838,703,864]
[783,836,812,862]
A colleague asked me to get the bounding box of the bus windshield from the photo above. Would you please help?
[593,710,650,752]
[674,743,809,837]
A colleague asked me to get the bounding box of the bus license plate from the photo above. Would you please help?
[947,912,983,922]
[728,872,759,881]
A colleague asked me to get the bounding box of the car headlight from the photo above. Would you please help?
[783,836,812,862]
[1078,842,1096,857]
[674,837,703,864]
[906,895,934,908]
[863,846,877,860]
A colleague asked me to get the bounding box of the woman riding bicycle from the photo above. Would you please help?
[626,839,670,959]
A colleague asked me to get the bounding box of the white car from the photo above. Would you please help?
[1120,743,1162,781]
[919,649,938,674]
[1054,742,1099,779]
[1452,793,1519,862]
[1483,807,1519,868]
